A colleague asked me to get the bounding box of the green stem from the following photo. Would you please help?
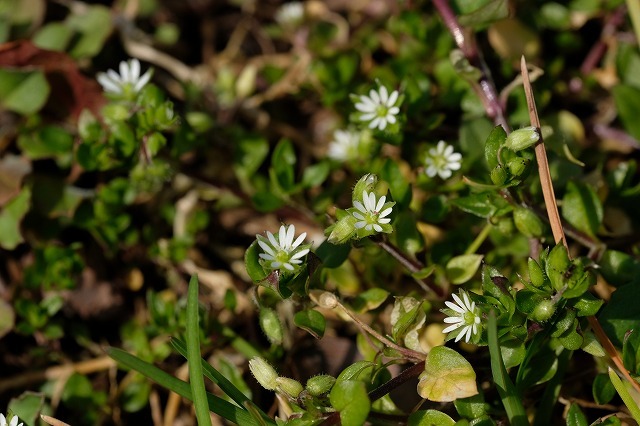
[465,223,492,255]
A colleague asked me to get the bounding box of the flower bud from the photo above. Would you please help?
[513,206,545,238]
[504,126,540,151]
[490,165,508,185]
[306,375,336,396]
[528,257,546,287]
[259,308,283,345]
[249,357,278,390]
[275,376,303,399]
[309,290,338,309]
[327,215,358,244]
[352,173,377,205]
[531,299,556,322]
[506,158,530,177]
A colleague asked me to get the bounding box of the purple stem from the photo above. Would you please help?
[431,0,510,132]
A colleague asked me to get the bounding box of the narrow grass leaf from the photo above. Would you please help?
[186,275,212,426]
[106,347,260,425]
[608,367,640,423]
[487,310,528,426]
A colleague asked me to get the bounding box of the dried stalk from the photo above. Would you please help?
[520,56,640,396]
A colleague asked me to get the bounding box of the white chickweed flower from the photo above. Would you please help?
[442,291,482,343]
[352,190,393,233]
[275,2,304,27]
[327,129,363,162]
[256,224,310,273]
[97,59,153,96]
[0,413,23,426]
[424,140,462,179]
[354,86,400,131]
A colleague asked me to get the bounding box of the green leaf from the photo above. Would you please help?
[234,135,270,183]
[0,70,50,115]
[32,22,73,51]
[121,378,151,413]
[599,278,640,347]
[0,187,31,250]
[186,276,212,426]
[270,139,297,193]
[446,254,483,284]
[417,346,478,402]
[408,409,456,426]
[598,249,640,287]
[17,126,74,160]
[394,211,424,256]
[244,241,269,283]
[381,158,412,208]
[487,310,528,426]
[301,161,330,188]
[352,288,389,313]
[8,391,44,426]
[107,347,265,425]
[485,125,507,170]
[315,240,351,268]
[451,191,513,218]
[613,84,640,140]
[336,361,375,383]
[329,380,371,426]
[454,393,489,420]
[66,5,113,58]
[566,404,588,426]
[500,338,526,369]
[545,243,571,292]
[458,0,509,28]
[592,373,616,405]
[562,181,603,238]
[293,309,326,338]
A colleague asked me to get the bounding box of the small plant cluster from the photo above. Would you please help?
[1,0,640,425]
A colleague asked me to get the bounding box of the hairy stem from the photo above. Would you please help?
[375,238,445,298]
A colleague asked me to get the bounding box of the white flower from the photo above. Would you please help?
[424,140,462,179]
[0,414,23,426]
[275,2,304,26]
[354,86,400,131]
[256,224,310,272]
[442,291,482,343]
[352,190,393,232]
[97,59,153,96]
[327,129,362,162]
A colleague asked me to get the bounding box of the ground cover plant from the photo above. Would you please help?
[1,0,640,424]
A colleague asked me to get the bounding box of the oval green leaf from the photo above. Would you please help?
[418,346,478,402]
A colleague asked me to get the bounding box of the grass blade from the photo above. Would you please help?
[487,310,528,426]
[106,347,259,425]
[186,275,212,426]
[532,348,571,426]
[608,367,640,423]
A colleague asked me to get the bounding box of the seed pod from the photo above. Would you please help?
[259,308,283,345]
[504,126,540,151]
[249,357,278,390]
[306,375,336,396]
[327,214,358,244]
[531,299,556,322]
[490,165,508,185]
[528,257,546,287]
[352,173,378,205]
[276,377,303,399]
[513,207,545,238]
[506,157,530,177]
